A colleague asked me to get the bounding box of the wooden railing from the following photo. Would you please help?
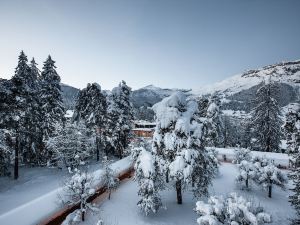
[38,167,134,225]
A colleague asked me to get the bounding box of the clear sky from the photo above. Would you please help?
[0,0,300,90]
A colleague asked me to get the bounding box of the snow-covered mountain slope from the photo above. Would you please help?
[193,60,300,96]
[132,85,190,108]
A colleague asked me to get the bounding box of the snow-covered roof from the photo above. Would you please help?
[65,110,74,118]
[132,128,154,132]
[134,120,156,126]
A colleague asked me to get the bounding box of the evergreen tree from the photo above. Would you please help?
[152,92,217,205]
[73,83,107,160]
[40,55,65,140]
[46,122,93,170]
[10,51,32,179]
[251,80,282,152]
[241,118,252,149]
[0,129,13,176]
[133,145,164,215]
[284,106,300,224]
[23,58,44,165]
[197,94,223,147]
[106,81,133,158]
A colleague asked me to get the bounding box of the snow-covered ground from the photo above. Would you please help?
[80,163,295,225]
[0,150,292,225]
[0,157,132,225]
[215,148,290,167]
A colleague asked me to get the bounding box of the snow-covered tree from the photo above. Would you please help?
[0,129,13,176]
[236,160,258,189]
[205,94,224,147]
[284,106,300,224]
[152,92,217,204]
[40,55,65,140]
[241,118,252,149]
[195,192,272,225]
[251,80,282,152]
[255,161,288,198]
[105,81,133,158]
[61,169,96,221]
[233,148,252,164]
[73,83,107,160]
[133,146,164,215]
[10,51,34,178]
[46,122,93,170]
[102,156,119,200]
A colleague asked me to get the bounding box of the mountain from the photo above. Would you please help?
[193,60,300,112]
[60,83,80,109]
[132,85,191,108]
[59,60,300,113]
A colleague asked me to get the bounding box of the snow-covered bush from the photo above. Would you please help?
[255,162,288,198]
[61,169,97,221]
[233,148,252,164]
[102,156,119,200]
[236,160,258,189]
[134,146,164,215]
[195,192,271,225]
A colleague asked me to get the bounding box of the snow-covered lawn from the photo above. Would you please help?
[0,161,102,215]
[80,163,295,225]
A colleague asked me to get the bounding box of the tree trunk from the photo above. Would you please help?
[176,180,182,204]
[108,189,111,200]
[166,169,169,183]
[96,136,100,161]
[81,211,85,221]
[246,178,249,188]
[268,185,272,198]
[14,135,19,180]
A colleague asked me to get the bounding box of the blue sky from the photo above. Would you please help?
[0,0,299,90]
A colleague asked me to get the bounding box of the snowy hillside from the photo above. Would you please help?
[193,60,300,96]
[132,85,191,108]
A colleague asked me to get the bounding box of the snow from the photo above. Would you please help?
[192,60,300,96]
[0,157,133,225]
[136,149,155,178]
[214,148,290,167]
[78,163,295,225]
[65,110,74,118]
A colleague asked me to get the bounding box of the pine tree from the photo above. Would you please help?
[40,55,65,140]
[73,83,107,160]
[251,80,282,152]
[10,51,32,179]
[197,94,223,147]
[133,146,164,215]
[152,92,217,205]
[284,106,300,224]
[241,118,252,149]
[0,129,13,176]
[46,122,93,170]
[106,81,133,158]
[23,58,44,165]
